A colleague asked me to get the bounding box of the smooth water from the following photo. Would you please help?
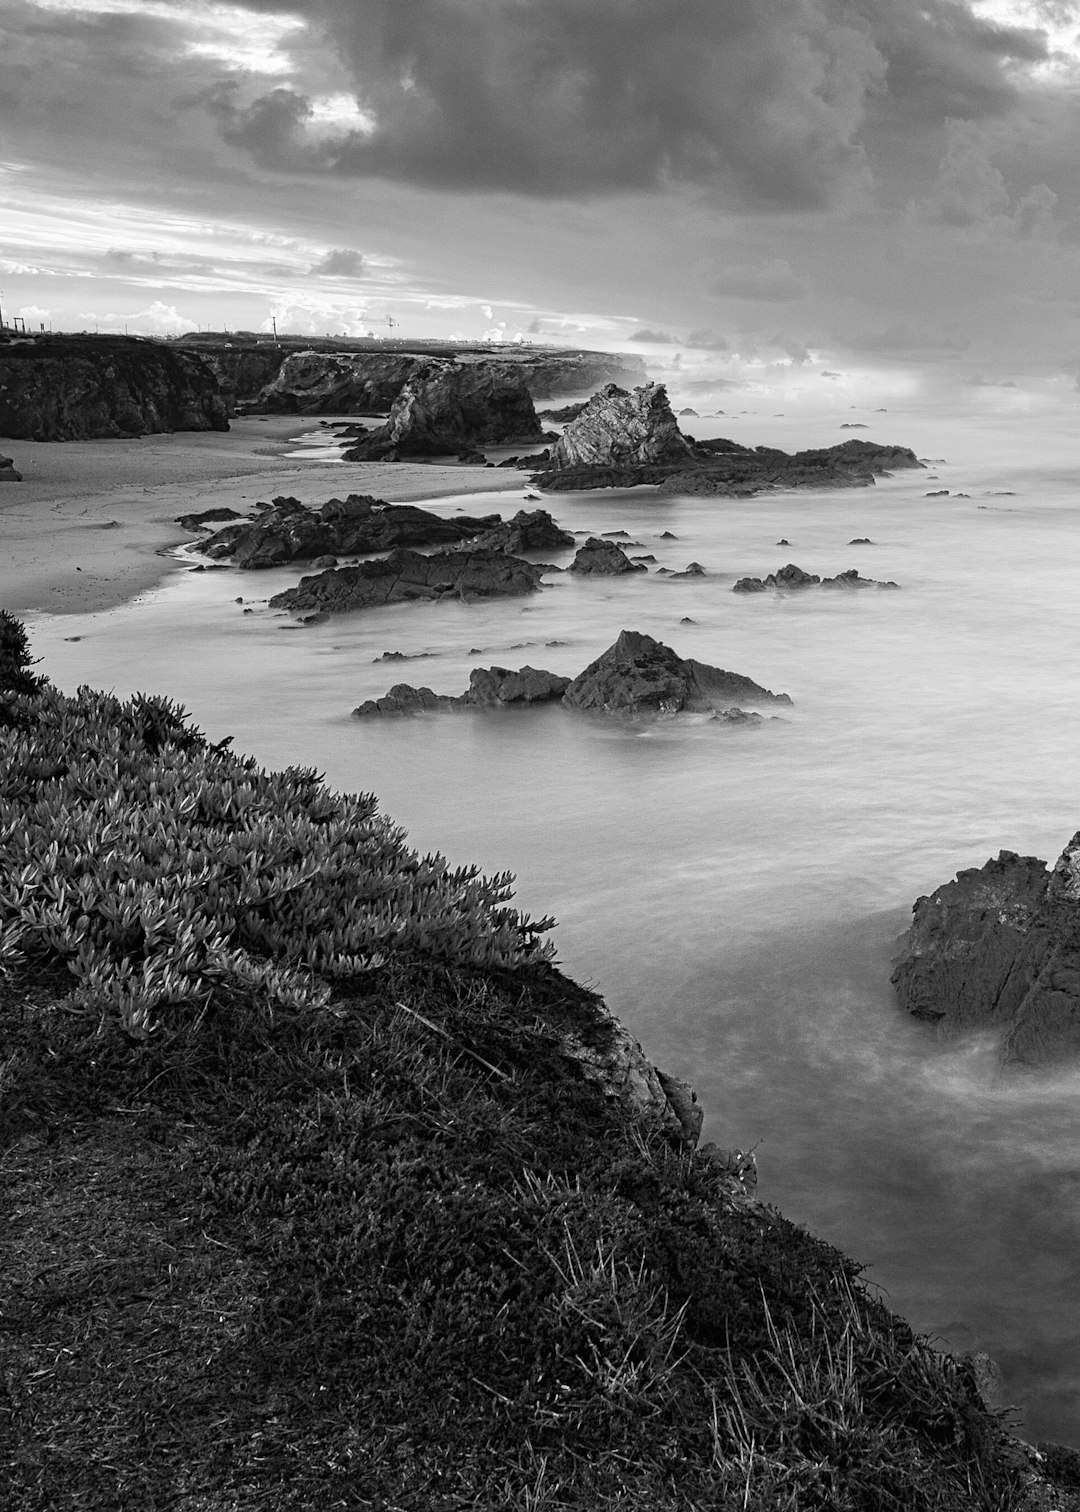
[26,407,1080,1444]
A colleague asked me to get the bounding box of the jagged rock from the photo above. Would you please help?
[568,537,647,576]
[342,360,543,459]
[734,564,898,592]
[254,351,418,414]
[820,569,899,590]
[550,382,696,469]
[269,547,546,616]
[0,334,228,440]
[849,537,872,544]
[674,562,706,577]
[465,508,575,553]
[0,456,22,482]
[561,629,791,716]
[176,507,247,530]
[538,402,588,422]
[354,664,571,716]
[198,494,501,568]
[891,836,1080,1063]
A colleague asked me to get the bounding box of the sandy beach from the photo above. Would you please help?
[0,416,526,616]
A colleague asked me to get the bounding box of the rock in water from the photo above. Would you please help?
[465,509,575,553]
[891,835,1080,1063]
[561,629,791,716]
[0,456,22,482]
[568,538,648,575]
[0,334,228,440]
[342,360,544,459]
[549,382,696,469]
[355,665,571,715]
[269,547,546,616]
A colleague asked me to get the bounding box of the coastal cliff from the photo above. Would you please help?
[0,334,229,441]
[2,619,1076,1511]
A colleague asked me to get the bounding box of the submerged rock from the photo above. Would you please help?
[568,538,648,575]
[733,563,899,592]
[269,547,546,616]
[562,629,791,716]
[549,382,696,469]
[891,835,1080,1063]
[341,360,543,459]
[198,494,501,568]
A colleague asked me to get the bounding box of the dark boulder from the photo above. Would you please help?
[269,547,546,617]
[891,835,1080,1063]
[354,664,570,716]
[568,538,648,576]
[733,563,899,592]
[561,629,791,717]
[0,456,22,482]
[176,507,247,530]
[354,684,445,716]
[466,508,575,554]
[198,494,502,568]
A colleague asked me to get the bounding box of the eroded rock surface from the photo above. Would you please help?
[891,835,1080,1063]
[342,361,543,459]
[562,630,791,716]
[568,538,648,575]
[355,664,571,715]
[0,335,228,441]
[0,455,22,482]
[549,382,696,469]
[466,509,575,554]
[269,547,546,616]
[733,563,899,592]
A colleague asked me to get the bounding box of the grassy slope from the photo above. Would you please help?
[2,616,1078,1511]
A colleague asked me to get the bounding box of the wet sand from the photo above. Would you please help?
[0,417,525,615]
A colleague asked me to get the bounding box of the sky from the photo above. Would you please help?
[3,0,1080,412]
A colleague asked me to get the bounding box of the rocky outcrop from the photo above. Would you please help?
[549,383,696,469]
[0,335,229,441]
[342,361,543,459]
[533,430,924,495]
[733,563,900,592]
[252,351,418,415]
[465,509,575,554]
[355,664,571,716]
[189,344,290,411]
[0,455,22,481]
[891,835,1080,1063]
[562,630,791,717]
[568,538,648,575]
[269,547,546,616]
[196,493,501,568]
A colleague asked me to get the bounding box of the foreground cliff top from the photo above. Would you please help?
[2,617,1076,1510]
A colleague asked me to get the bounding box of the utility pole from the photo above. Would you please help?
[272,315,278,340]
[0,290,5,333]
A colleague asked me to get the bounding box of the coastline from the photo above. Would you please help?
[0,416,526,616]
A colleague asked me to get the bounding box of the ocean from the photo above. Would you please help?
[25,400,1080,1445]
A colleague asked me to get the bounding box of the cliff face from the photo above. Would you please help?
[342,360,543,459]
[253,351,420,415]
[0,336,228,441]
[549,382,696,469]
[891,835,1080,1063]
[194,345,290,410]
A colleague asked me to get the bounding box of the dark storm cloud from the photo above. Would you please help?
[215,0,1053,205]
[310,248,367,277]
[708,259,808,302]
[630,328,679,344]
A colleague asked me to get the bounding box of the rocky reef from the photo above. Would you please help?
[268,547,546,616]
[341,360,544,459]
[532,393,924,494]
[193,493,502,568]
[0,334,229,441]
[356,632,791,721]
[461,508,575,554]
[568,537,648,575]
[891,835,1080,1063]
[733,563,900,592]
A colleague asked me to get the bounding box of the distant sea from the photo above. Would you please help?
[29,400,1080,1446]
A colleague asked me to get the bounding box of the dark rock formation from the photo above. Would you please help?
[188,344,291,412]
[198,494,501,568]
[538,402,588,422]
[251,351,418,415]
[561,630,791,717]
[342,360,543,459]
[733,563,899,592]
[466,509,575,554]
[0,455,22,481]
[355,664,571,716]
[269,547,546,616]
[568,538,648,576]
[550,383,696,469]
[176,507,247,531]
[0,335,228,441]
[891,836,1080,1062]
[533,433,923,496]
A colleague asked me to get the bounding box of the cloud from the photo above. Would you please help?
[629,327,678,344]
[820,369,842,379]
[962,373,1017,387]
[913,118,1010,225]
[708,258,808,302]
[685,328,729,350]
[310,247,366,277]
[75,300,194,336]
[851,320,970,354]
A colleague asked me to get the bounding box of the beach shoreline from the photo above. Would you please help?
[0,416,526,616]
